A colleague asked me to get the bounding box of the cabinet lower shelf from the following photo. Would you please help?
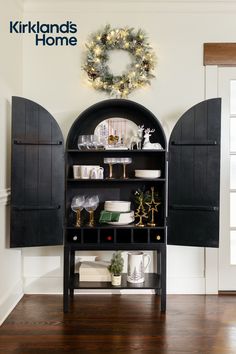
[71,273,160,290]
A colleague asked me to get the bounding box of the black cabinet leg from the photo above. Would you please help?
[63,246,70,313]
[70,250,75,298]
[160,246,166,312]
[155,249,161,295]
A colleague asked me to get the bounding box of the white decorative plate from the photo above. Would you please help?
[94,118,138,149]
[135,169,161,178]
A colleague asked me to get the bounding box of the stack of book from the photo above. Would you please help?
[78,261,111,282]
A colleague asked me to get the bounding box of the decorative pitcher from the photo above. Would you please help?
[127,251,151,283]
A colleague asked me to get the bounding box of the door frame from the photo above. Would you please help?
[204,43,236,293]
[217,67,236,291]
[205,65,236,293]
[205,65,219,293]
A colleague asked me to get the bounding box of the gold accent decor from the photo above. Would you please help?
[134,194,148,227]
[75,210,82,227]
[145,186,161,227]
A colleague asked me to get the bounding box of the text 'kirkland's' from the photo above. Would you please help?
[10,21,78,46]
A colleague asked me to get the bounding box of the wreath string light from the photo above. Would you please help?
[83,25,156,98]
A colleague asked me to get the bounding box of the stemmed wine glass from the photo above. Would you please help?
[86,135,97,150]
[77,135,87,150]
[104,158,117,179]
[84,195,99,227]
[71,195,85,227]
[117,157,132,179]
[78,135,100,150]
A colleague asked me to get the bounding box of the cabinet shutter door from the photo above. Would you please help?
[168,98,221,248]
[10,97,64,247]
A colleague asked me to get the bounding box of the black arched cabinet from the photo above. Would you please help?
[10,97,221,313]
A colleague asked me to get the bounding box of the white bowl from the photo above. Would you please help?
[135,170,161,178]
[104,201,131,212]
[119,211,134,223]
[107,212,134,225]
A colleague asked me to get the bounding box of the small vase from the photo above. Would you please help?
[111,274,121,286]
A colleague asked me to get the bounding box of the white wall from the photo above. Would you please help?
[20,0,236,294]
[0,0,23,324]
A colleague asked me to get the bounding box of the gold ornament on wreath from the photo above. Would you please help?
[83,25,156,98]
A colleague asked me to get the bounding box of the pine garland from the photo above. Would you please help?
[83,25,156,98]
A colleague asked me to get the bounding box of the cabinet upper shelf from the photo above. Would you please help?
[66,149,166,153]
[67,178,166,182]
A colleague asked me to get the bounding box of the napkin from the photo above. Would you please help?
[99,210,120,223]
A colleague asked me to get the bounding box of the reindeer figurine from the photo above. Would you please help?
[129,125,144,150]
[143,128,163,150]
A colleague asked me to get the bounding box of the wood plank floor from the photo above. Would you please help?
[1,295,236,353]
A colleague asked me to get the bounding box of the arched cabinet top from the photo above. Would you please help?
[66,99,166,149]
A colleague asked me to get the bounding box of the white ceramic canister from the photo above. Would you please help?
[74,165,101,179]
[73,165,80,179]
[90,166,104,179]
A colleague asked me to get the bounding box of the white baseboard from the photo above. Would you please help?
[167,276,205,294]
[24,276,63,294]
[0,280,23,326]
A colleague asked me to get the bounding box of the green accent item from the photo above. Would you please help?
[99,210,120,223]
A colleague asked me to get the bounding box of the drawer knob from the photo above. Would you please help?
[156,235,161,241]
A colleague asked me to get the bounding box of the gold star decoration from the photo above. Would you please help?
[145,187,161,227]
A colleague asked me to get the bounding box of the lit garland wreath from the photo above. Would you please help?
[83,25,156,98]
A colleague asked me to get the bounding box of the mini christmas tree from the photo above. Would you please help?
[108,251,124,276]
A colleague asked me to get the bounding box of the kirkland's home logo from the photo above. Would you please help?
[10,21,78,46]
